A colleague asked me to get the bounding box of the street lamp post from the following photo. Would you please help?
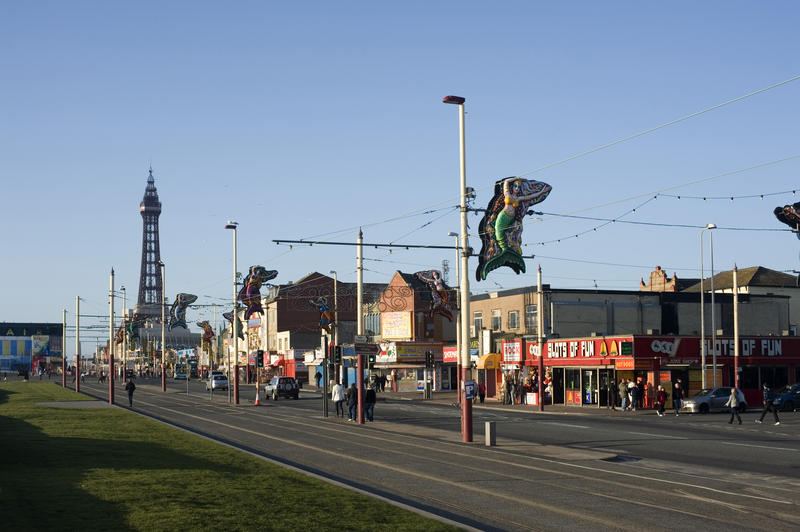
[159,261,166,392]
[329,270,338,388]
[109,268,115,404]
[447,232,461,405]
[443,94,472,443]
[225,221,239,405]
[700,223,716,389]
[121,286,126,381]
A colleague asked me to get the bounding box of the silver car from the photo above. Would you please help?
[680,387,747,414]
[206,374,228,391]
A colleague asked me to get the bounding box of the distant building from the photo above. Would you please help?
[0,322,63,374]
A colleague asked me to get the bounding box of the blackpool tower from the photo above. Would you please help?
[134,167,163,320]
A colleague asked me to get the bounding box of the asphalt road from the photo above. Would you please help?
[73,378,800,531]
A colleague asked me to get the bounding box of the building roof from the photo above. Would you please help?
[683,266,799,292]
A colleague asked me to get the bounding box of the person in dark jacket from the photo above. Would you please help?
[345,383,358,421]
[630,384,640,411]
[364,385,376,421]
[608,381,617,410]
[124,379,136,407]
[672,379,684,416]
[655,385,667,417]
[756,382,780,425]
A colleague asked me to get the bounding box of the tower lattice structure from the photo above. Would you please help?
[134,167,163,320]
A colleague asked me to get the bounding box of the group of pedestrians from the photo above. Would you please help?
[330,381,377,422]
[616,378,644,411]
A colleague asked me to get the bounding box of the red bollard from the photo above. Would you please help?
[234,364,240,405]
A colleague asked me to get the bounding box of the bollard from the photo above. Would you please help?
[485,421,496,446]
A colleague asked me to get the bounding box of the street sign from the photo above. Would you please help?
[354,343,378,355]
[354,335,367,344]
[464,380,476,400]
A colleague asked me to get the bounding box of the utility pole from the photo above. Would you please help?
[61,309,67,387]
[75,296,81,393]
[109,268,115,405]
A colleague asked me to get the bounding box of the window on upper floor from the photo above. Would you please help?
[508,310,519,329]
[525,304,537,331]
[473,311,483,332]
[491,309,501,331]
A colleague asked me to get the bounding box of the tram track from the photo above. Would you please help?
[78,383,800,530]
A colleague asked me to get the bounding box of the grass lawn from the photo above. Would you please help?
[0,383,459,531]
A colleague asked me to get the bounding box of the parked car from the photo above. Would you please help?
[173,372,188,380]
[124,369,135,380]
[265,376,299,400]
[772,383,800,411]
[206,374,228,391]
[680,387,747,414]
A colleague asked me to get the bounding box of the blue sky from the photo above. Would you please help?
[2,2,799,351]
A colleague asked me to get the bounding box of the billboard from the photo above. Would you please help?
[381,311,412,340]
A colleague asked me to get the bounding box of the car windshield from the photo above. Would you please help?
[693,388,713,397]
[213,375,226,380]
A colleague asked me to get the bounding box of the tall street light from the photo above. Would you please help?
[447,231,461,404]
[699,223,716,389]
[121,286,126,380]
[329,270,338,387]
[225,221,239,404]
[443,94,472,443]
[159,261,166,392]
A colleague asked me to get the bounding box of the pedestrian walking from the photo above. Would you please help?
[725,388,742,424]
[619,379,628,411]
[756,382,780,425]
[364,385,376,421]
[124,379,136,407]
[345,383,358,421]
[608,380,617,410]
[655,385,667,416]
[331,381,345,418]
[672,379,684,416]
[314,371,322,388]
[630,382,640,411]
[478,380,486,403]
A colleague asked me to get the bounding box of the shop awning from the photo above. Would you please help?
[477,353,501,370]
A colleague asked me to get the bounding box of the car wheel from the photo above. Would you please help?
[784,401,793,412]
[699,404,709,414]
[293,393,299,400]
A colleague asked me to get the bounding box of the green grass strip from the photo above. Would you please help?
[0,383,459,532]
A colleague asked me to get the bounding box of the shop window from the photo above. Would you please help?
[508,311,519,329]
[491,309,501,331]
[473,311,483,332]
[760,366,789,388]
[525,304,537,331]
[739,367,759,390]
[565,368,581,404]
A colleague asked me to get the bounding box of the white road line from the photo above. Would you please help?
[629,431,687,439]
[721,441,799,452]
[539,422,590,429]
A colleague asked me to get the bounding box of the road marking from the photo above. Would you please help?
[721,441,798,452]
[539,422,589,429]
[629,431,687,439]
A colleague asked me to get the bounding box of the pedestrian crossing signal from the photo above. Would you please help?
[425,351,434,368]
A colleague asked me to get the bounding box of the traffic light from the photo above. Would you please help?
[333,346,342,365]
[425,351,434,368]
[367,353,376,369]
[256,350,264,368]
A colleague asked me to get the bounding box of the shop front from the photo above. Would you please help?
[476,353,501,399]
[374,341,443,392]
[525,334,800,408]
[442,346,459,391]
